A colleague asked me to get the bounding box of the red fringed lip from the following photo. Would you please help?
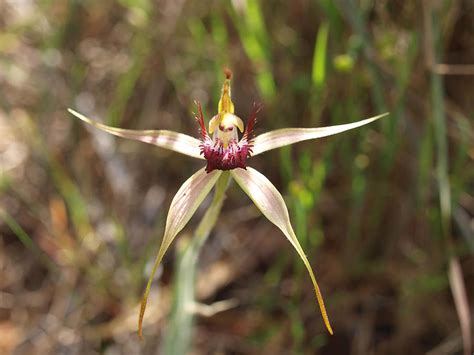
[200,140,252,172]
[194,101,262,173]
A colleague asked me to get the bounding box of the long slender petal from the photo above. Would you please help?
[251,112,389,156]
[68,108,204,160]
[231,167,333,334]
[138,168,222,338]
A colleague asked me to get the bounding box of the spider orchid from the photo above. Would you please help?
[68,70,388,337]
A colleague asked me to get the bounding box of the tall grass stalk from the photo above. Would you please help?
[426,3,472,354]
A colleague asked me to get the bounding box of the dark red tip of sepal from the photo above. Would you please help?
[243,102,262,144]
[224,68,233,80]
[194,100,210,142]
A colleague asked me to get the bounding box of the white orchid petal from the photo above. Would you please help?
[251,112,389,156]
[68,108,204,160]
[223,113,244,132]
[138,167,222,338]
[209,115,220,134]
[231,167,333,334]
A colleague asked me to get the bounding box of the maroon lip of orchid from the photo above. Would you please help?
[195,101,261,173]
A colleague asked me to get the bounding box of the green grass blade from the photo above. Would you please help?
[0,210,56,271]
[312,21,329,90]
[229,0,276,100]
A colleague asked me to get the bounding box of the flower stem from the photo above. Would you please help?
[161,171,231,354]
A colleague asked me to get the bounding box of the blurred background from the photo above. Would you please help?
[0,0,473,354]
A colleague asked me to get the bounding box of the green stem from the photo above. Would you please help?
[427,5,472,355]
[162,171,231,355]
[428,8,451,248]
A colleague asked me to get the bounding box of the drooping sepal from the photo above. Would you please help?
[230,167,334,335]
[138,167,222,338]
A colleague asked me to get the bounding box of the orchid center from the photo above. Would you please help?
[209,113,244,148]
[196,70,259,173]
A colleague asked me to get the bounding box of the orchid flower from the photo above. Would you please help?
[69,70,388,337]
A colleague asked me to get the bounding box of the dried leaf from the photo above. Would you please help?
[448,258,472,355]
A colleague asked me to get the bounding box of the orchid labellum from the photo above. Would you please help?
[69,70,388,337]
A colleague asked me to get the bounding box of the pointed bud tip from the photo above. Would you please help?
[224,68,232,80]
